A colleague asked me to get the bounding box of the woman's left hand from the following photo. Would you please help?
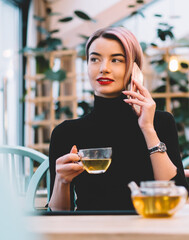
[123,79,156,131]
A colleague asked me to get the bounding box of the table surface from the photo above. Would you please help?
[26,204,189,240]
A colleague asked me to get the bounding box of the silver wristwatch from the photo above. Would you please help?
[148,142,167,155]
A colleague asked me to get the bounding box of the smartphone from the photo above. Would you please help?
[129,62,144,114]
[130,62,143,91]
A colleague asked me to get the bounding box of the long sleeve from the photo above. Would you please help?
[48,121,75,208]
[154,111,189,192]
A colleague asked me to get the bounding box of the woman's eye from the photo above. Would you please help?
[112,58,123,63]
[90,57,99,62]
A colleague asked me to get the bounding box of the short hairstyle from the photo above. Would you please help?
[85,27,144,88]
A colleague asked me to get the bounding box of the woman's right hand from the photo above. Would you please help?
[56,145,84,184]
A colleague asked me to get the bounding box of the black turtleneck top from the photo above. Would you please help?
[49,94,189,211]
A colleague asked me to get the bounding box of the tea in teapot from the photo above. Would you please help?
[128,181,188,218]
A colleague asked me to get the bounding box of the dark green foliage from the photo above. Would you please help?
[74,10,94,21]
[55,103,73,119]
[36,56,49,73]
[78,101,93,117]
[44,69,66,82]
[58,16,73,22]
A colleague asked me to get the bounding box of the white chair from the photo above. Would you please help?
[0,145,50,211]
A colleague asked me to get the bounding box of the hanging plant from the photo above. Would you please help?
[74,10,95,21]
[44,69,66,82]
[58,16,73,22]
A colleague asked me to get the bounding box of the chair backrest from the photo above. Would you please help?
[0,145,50,211]
[26,157,50,211]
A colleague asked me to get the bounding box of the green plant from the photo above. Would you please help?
[149,54,189,159]
[125,2,189,159]
[22,5,94,121]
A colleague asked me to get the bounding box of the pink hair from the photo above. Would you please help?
[86,27,144,88]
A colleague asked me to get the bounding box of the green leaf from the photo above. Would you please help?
[158,22,169,26]
[46,7,51,14]
[165,30,174,39]
[168,71,188,82]
[150,43,158,47]
[150,59,164,65]
[48,12,62,16]
[32,112,46,129]
[154,14,163,17]
[78,34,89,40]
[153,85,166,93]
[19,46,35,53]
[131,11,138,16]
[154,61,168,73]
[157,29,166,41]
[130,10,145,18]
[46,37,62,50]
[179,85,189,92]
[180,62,189,69]
[49,29,59,34]
[55,102,73,118]
[138,11,145,18]
[56,106,73,119]
[19,89,28,103]
[140,42,147,52]
[33,15,45,22]
[74,10,94,21]
[37,26,49,36]
[136,0,144,4]
[78,101,93,117]
[59,16,73,22]
[45,69,66,81]
[36,56,49,73]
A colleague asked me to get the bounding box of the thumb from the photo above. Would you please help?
[70,145,78,154]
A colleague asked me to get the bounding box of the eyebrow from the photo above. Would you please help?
[89,52,125,58]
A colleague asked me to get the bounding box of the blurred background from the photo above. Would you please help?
[0,0,189,205]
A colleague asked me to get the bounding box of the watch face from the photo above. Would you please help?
[159,142,167,152]
[149,142,167,155]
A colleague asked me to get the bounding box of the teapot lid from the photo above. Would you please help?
[140,180,175,188]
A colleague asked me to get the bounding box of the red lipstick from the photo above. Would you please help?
[97,77,114,85]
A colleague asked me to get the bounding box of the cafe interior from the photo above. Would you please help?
[1,0,189,239]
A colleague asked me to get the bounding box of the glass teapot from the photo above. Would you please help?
[128,181,188,218]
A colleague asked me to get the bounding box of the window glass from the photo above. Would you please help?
[0,0,22,145]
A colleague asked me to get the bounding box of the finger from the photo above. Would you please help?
[123,90,145,101]
[58,168,84,184]
[132,79,151,98]
[70,145,78,154]
[124,98,146,107]
[57,153,80,164]
[124,98,156,110]
[57,162,84,173]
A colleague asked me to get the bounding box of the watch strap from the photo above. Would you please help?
[148,142,167,155]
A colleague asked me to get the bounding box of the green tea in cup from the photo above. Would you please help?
[78,147,112,174]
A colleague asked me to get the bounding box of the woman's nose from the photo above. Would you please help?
[100,60,110,73]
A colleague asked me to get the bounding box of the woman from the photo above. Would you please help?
[48,27,189,211]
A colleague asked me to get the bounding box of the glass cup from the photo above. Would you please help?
[78,147,112,174]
